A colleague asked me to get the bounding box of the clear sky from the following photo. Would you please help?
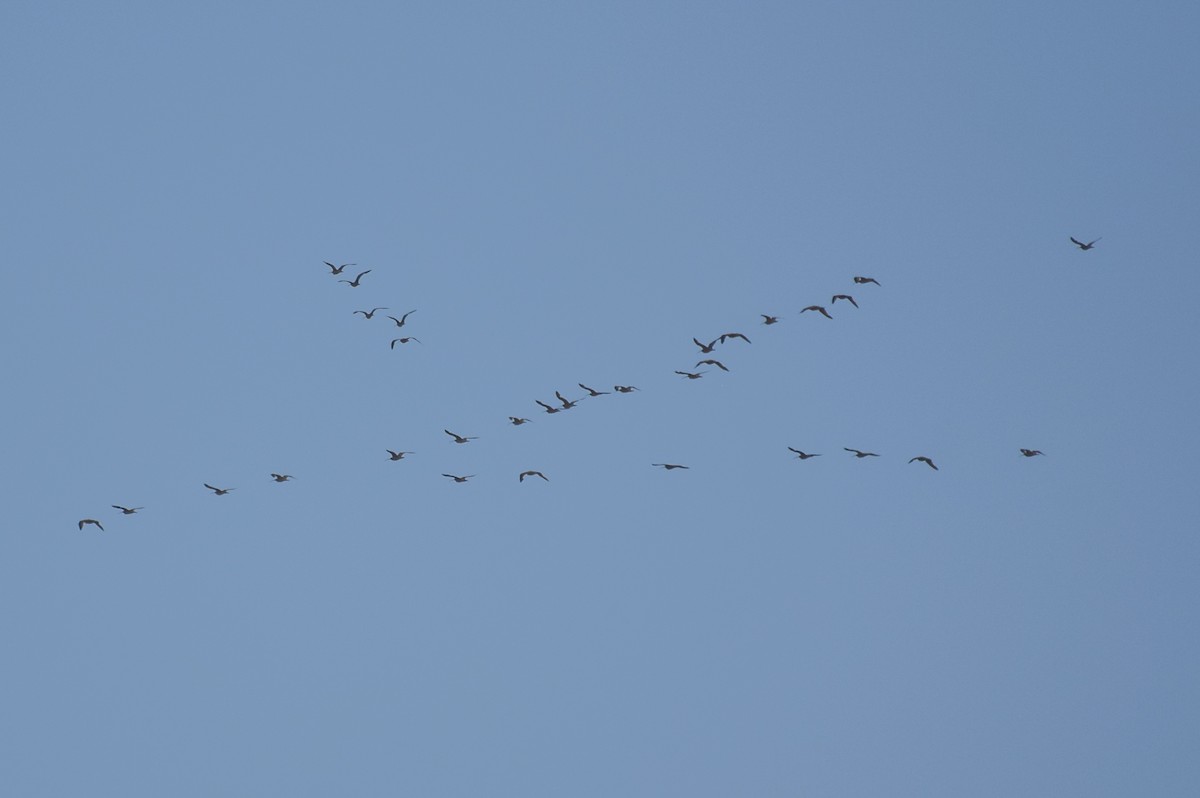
[3,1,1199,795]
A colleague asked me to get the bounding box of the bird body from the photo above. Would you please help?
[535,400,561,414]
[831,294,858,308]
[353,307,388,319]
[111,505,143,514]
[909,456,938,470]
[442,474,474,483]
[555,390,579,409]
[78,518,104,531]
[390,337,421,348]
[386,450,413,460]
[652,463,690,470]
[387,311,416,327]
[1070,237,1100,250]
[761,315,780,325]
[270,473,294,482]
[695,359,729,371]
[444,430,478,444]
[578,383,610,396]
[204,483,235,495]
[324,261,355,275]
[509,417,532,425]
[1020,448,1045,457]
[675,370,705,379]
[719,332,751,344]
[614,385,639,393]
[802,305,833,319]
[693,337,717,353]
[844,448,879,458]
[853,276,881,286]
[787,448,820,459]
[519,470,549,482]
[338,269,372,287]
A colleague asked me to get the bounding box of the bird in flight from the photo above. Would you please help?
[270,473,294,482]
[761,315,780,325]
[535,399,561,414]
[78,518,104,531]
[509,416,532,426]
[802,305,833,319]
[719,332,751,345]
[693,337,718,354]
[578,383,610,397]
[787,448,820,459]
[387,311,416,328]
[614,385,639,393]
[1020,448,1045,457]
[204,483,235,495]
[844,448,879,458]
[652,463,690,470]
[353,307,388,319]
[338,269,371,287]
[831,294,858,308]
[555,390,579,409]
[390,337,421,348]
[1070,237,1101,250]
[442,474,475,483]
[111,505,143,514]
[909,456,938,470]
[444,430,478,444]
[324,261,355,275]
[519,470,549,482]
[386,450,413,460]
[695,359,729,372]
[675,370,705,379]
[853,276,881,286]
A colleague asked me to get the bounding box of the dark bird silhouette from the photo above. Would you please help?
[787,448,820,459]
[1070,237,1101,250]
[338,269,371,287]
[693,337,718,354]
[386,450,413,460]
[324,261,355,275]
[519,470,549,482]
[78,518,104,531]
[1020,448,1045,457]
[675,370,705,379]
[535,399,561,414]
[614,385,639,393]
[844,448,879,458]
[270,473,294,482]
[909,456,938,470]
[509,416,532,425]
[353,307,388,319]
[555,390,579,409]
[802,305,833,319]
[578,383,610,397]
[831,294,858,308]
[111,505,143,514]
[719,332,751,345]
[652,463,690,470]
[203,483,235,495]
[387,311,417,328]
[853,276,881,286]
[761,315,781,325]
[695,359,729,372]
[444,430,478,444]
[390,337,421,348]
[442,474,475,483]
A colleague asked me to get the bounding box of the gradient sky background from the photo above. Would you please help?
[3,1,1199,795]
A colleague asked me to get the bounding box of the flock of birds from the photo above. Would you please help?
[73,241,1092,531]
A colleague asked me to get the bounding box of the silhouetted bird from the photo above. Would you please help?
[111,505,143,514]
[802,305,833,319]
[1070,237,1101,250]
[695,359,729,371]
[787,448,820,459]
[444,430,478,444]
[578,383,610,397]
[535,400,561,414]
[509,417,532,425]
[386,450,413,460]
[614,385,639,393]
[519,470,549,482]
[853,276,881,286]
[390,337,421,348]
[442,474,475,483]
[909,456,938,470]
[1020,449,1045,457]
[675,370,705,379]
[555,390,579,409]
[203,483,235,495]
[387,311,416,327]
[761,315,781,325]
[693,337,718,353]
[719,332,751,344]
[270,473,294,482]
[338,269,371,287]
[325,261,355,275]
[353,307,388,319]
[844,448,879,458]
[831,294,858,308]
[652,463,690,470]
[78,519,104,531]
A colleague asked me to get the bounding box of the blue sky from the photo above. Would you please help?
[3,1,1199,795]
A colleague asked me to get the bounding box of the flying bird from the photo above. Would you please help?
[652,463,690,470]
[338,269,371,287]
[909,456,938,470]
[1070,237,1101,250]
[78,518,104,531]
[675,370,705,379]
[442,474,475,483]
[695,359,729,371]
[390,337,421,348]
[613,385,639,393]
[761,315,780,325]
[555,390,579,409]
[719,332,751,344]
[802,305,833,319]
[844,448,879,458]
[578,383,610,397]
[324,261,355,275]
[386,450,413,460]
[111,505,143,514]
[509,416,532,425]
[535,400,561,414]
[787,448,820,459]
[853,276,881,286]
[519,470,549,482]
[444,430,478,444]
[353,307,388,319]
[831,294,858,308]
[270,473,294,482]
[1020,449,1045,457]
[693,337,718,354]
[387,311,417,328]
[203,483,235,495]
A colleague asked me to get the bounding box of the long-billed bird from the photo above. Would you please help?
[270,473,294,482]
[204,483,235,495]
[444,430,478,444]
[675,370,705,380]
[844,448,879,458]
[719,332,751,344]
[693,337,718,354]
[802,305,833,319]
[509,416,532,425]
[578,383,610,397]
[853,276,881,286]
[353,307,388,319]
[614,385,639,393]
[390,337,421,348]
[555,390,579,409]
[1070,237,1101,250]
[386,450,413,460]
[78,518,104,531]
[338,269,371,287]
[442,474,475,483]
[325,261,355,275]
[695,359,729,372]
[652,463,690,470]
[111,505,143,514]
[519,470,549,482]
[761,315,781,325]
[535,399,561,414]
[909,456,938,470]
[1020,448,1045,457]
[387,311,416,328]
[787,448,820,459]
[831,294,858,308]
